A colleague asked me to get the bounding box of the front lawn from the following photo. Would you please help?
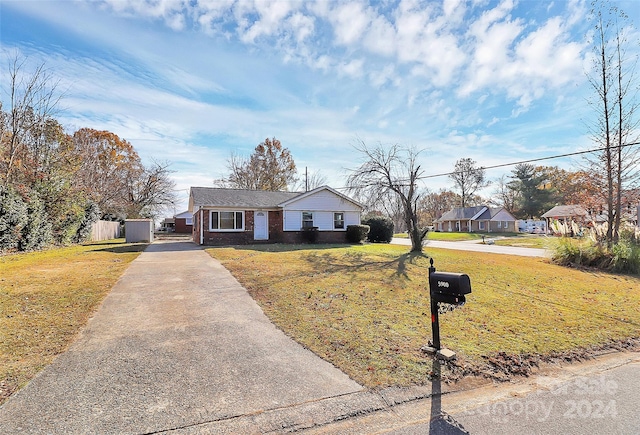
[0,240,146,405]
[208,244,640,387]
[492,235,551,249]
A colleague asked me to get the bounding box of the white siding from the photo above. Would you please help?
[284,211,302,231]
[345,211,360,227]
[314,211,333,230]
[282,188,362,231]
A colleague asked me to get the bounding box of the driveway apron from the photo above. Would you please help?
[0,241,363,434]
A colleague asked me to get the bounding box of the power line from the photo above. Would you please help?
[336,141,640,190]
[419,141,640,180]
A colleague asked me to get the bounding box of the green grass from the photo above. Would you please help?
[428,232,485,241]
[492,235,551,249]
[0,239,146,405]
[208,244,640,387]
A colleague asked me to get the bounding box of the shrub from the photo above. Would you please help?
[551,236,640,274]
[362,216,394,243]
[346,224,370,244]
[301,226,319,243]
[19,192,53,251]
[73,202,101,243]
[0,186,28,252]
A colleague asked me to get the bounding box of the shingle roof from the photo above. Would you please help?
[541,205,588,218]
[436,206,514,222]
[190,187,301,209]
[437,206,486,221]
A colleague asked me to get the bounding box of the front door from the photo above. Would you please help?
[254,211,268,240]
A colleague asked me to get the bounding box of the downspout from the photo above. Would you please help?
[200,207,204,245]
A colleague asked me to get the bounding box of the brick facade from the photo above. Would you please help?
[174,218,193,234]
[193,209,349,246]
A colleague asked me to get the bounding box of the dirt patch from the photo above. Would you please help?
[428,337,640,386]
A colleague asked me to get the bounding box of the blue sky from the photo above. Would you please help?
[1,0,639,214]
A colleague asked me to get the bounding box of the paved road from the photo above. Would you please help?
[391,238,547,258]
[301,352,640,434]
[452,358,640,434]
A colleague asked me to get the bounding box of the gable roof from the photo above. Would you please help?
[277,185,364,209]
[437,206,487,221]
[541,205,588,219]
[189,187,301,211]
[437,206,515,222]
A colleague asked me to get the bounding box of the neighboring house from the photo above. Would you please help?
[188,186,363,245]
[541,205,589,231]
[435,206,517,233]
[173,210,193,234]
[159,217,175,232]
[542,204,640,230]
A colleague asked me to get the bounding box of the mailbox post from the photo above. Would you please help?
[426,258,471,360]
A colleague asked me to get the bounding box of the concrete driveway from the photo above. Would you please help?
[0,241,372,434]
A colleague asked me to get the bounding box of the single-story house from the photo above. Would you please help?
[435,206,517,233]
[188,185,363,245]
[173,210,193,234]
[159,217,175,232]
[541,205,589,232]
[542,203,640,230]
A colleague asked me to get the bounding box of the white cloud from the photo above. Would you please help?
[369,64,397,88]
[329,2,371,46]
[363,15,396,56]
[338,58,365,78]
[239,0,295,43]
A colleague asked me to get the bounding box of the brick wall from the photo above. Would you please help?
[196,209,349,246]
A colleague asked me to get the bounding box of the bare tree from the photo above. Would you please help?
[292,168,328,192]
[490,175,518,213]
[583,1,640,245]
[1,55,62,186]
[126,160,177,219]
[347,141,427,252]
[449,158,489,208]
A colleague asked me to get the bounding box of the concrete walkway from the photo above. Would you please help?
[391,238,547,258]
[0,241,376,434]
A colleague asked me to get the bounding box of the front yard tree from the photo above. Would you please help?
[72,128,144,219]
[509,164,554,219]
[491,175,518,213]
[347,142,427,252]
[418,189,461,225]
[225,137,297,191]
[125,159,177,219]
[584,1,640,245]
[449,158,489,208]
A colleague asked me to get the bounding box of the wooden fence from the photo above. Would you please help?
[91,220,121,241]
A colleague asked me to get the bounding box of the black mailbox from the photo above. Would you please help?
[429,272,471,296]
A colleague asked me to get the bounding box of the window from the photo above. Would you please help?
[503,221,509,229]
[479,221,485,230]
[210,211,244,231]
[497,221,502,228]
[302,212,314,228]
[334,212,345,229]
